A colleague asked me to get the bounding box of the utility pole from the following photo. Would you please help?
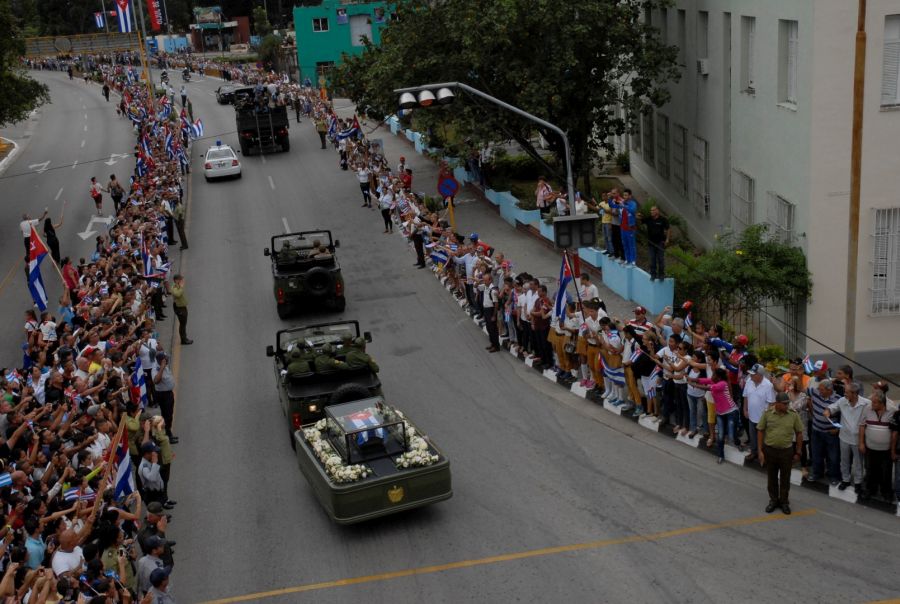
[845,0,867,359]
[100,0,110,33]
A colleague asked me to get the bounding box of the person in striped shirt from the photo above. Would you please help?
[808,379,842,485]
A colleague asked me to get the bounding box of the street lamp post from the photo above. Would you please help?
[395,82,597,250]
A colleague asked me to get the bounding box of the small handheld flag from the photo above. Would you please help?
[554,253,574,320]
[190,119,204,140]
[802,355,814,374]
[27,226,50,311]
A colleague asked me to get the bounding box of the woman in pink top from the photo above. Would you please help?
[691,368,742,463]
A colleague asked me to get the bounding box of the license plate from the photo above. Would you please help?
[218,161,227,167]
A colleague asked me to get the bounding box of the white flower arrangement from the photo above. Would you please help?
[304,424,371,484]
[394,435,439,469]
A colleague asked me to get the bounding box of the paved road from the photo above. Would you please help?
[5,73,900,603]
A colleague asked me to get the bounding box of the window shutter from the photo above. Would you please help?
[748,19,755,88]
[882,40,900,105]
[787,22,799,103]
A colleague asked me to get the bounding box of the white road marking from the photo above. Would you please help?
[268,175,275,190]
[81,140,86,148]
[83,125,88,131]
[72,160,78,170]
[82,105,86,110]
[282,217,290,233]
[28,161,50,174]
[260,154,266,164]
[55,188,64,201]
[84,114,88,120]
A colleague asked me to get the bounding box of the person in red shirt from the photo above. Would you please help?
[399,168,412,191]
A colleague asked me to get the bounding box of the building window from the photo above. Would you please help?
[315,61,334,78]
[882,15,900,106]
[779,20,799,106]
[672,124,688,196]
[641,112,655,166]
[677,10,686,65]
[741,16,756,92]
[313,17,329,32]
[691,136,709,216]
[656,113,670,180]
[631,126,641,155]
[767,192,796,244]
[872,208,900,315]
[698,11,709,58]
[731,171,755,231]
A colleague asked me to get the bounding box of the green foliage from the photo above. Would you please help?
[615,151,630,173]
[422,195,442,213]
[0,0,49,126]
[755,344,786,364]
[257,34,281,70]
[334,0,680,191]
[252,6,272,36]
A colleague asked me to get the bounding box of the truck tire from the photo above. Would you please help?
[276,303,292,319]
[281,138,290,152]
[305,267,331,297]
[329,383,371,406]
[240,141,249,156]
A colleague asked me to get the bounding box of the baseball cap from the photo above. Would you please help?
[469,232,479,241]
[813,360,828,373]
[775,392,790,403]
[735,334,749,346]
[633,306,647,315]
[145,535,169,550]
[149,567,172,587]
[681,300,693,310]
[141,441,160,454]
[747,363,764,376]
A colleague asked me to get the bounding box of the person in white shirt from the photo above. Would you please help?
[356,164,372,207]
[742,363,777,460]
[20,210,48,257]
[824,381,871,491]
[578,273,600,303]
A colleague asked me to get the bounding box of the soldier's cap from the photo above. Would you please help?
[775,392,790,404]
[352,337,366,348]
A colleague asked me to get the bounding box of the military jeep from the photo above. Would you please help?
[264,230,345,319]
[266,320,382,449]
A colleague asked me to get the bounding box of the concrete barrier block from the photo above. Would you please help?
[525,356,537,368]
[790,469,804,486]
[603,400,627,415]
[485,188,501,205]
[542,369,558,382]
[638,415,661,432]
[723,445,746,466]
[676,431,702,448]
[828,485,859,504]
[570,382,589,398]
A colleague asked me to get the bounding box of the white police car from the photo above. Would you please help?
[203,141,242,181]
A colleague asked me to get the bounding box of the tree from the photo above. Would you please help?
[252,5,272,37]
[0,0,49,127]
[334,0,680,199]
[258,33,282,71]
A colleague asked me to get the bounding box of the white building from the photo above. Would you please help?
[628,0,900,373]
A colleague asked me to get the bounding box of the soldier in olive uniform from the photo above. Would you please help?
[314,344,346,372]
[286,347,313,376]
[345,337,379,372]
[278,240,299,264]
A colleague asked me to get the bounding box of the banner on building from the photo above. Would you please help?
[146,0,164,31]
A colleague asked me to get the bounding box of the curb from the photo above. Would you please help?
[0,137,20,177]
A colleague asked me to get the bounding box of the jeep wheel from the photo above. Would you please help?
[329,383,371,406]
[276,303,292,319]
[306,267,332,297]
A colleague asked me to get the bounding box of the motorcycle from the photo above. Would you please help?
[160,71,169,84]
[182,69,191,82]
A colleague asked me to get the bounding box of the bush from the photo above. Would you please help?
[755,344,786,364]
[491,154,552,181]
[615,151,630,172]
[422,195,442,213]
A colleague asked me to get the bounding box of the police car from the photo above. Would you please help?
[203,141,242,181]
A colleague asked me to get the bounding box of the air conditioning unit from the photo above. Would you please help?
[697,58,710,76]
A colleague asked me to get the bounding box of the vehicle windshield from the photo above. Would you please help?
[273,231,333,251]
[278,321,359,352]
[207,149,234,160]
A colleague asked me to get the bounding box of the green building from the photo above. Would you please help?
[293,0,393,84]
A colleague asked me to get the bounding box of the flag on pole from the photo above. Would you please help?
[554,253,574,320]
[165,130,175,159]
[27,226,49,311]
[113,437,135,500]
[115,0,133,33]
[94,12,105,28]
[180,109,191,139]
[190,119,204,139]
[130,357,148,408]
[802,355,814,374]
[335,116,360,140]
[629,347,643,364]
[684,312,693,329]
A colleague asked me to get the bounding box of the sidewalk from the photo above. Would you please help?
[352,111,636,321]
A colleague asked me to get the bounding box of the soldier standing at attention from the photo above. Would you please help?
[171,274,193,345]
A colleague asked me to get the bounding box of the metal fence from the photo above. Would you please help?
[693,294,805,358]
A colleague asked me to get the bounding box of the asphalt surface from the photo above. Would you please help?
[3,72,900,603]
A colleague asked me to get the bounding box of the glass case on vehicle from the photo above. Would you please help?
[325,399,406,465]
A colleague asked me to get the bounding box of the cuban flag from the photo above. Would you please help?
[0,473,12,488]
[130,357,148,408]
[136,153,149,177]
[27,226,49,311]
[629,347,643,364]
[600,349,625,386]
[113,437,135,500]
[335,116,361,141]
[165,130,175,159]
[430,249,449,267]
[140,135,153,159]
[4,370,21,385]
[180,109,190,139]
[115,0,132,33]
[684,312,693,329]
[177,144,189,168]
[63,486,96,502]
[554,253,574,320]
[326,115,336,139]
[94,12,105,28]
[140,236,166,279]
[346,410,385,445]
[158,95,171,119]
[190,119,203,140]
[802,355,814,374]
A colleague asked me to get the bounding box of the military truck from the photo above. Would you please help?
[264,231,345,318]
[233,87,289,155]
[266,320,381,448]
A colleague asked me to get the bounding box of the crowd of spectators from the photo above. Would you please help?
[4,55,189,601]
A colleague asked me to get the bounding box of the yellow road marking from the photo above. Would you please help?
[0,258,22,297]
[200,509,818,604]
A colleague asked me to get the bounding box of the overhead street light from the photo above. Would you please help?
[394,81,597,250]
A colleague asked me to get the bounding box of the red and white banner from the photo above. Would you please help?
[146,0,163,32]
